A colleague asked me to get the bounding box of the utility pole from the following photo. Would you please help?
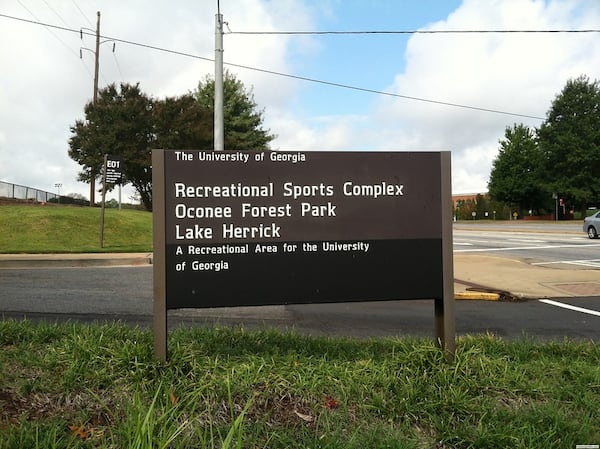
[214,3,224,151]
[93,12,100,105]
[87,11,101,206]
[82,12,119,207]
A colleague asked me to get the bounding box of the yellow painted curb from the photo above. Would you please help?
[454,291,500,301]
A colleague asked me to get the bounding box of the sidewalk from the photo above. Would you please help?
[454,253,600,299]
[0,252,598,300]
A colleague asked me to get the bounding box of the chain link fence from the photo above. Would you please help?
[0,180,59,202]
[0,181,87,205]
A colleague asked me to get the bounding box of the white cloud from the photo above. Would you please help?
[362,0,600,193]
[2,0,600,202]
[266,113,365,151]
[259,0,600,194]
[0,0,313,200]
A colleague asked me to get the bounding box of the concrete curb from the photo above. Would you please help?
[0,253,153,269]
[455,291,500,301]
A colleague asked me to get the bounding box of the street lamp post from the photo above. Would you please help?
[54,183,62,203]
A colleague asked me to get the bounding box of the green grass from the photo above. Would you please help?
[0,205,152,253]
[0,320,599,448]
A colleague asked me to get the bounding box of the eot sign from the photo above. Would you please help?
[105,155,122,184]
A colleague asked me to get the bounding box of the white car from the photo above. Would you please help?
[583,211,600,239]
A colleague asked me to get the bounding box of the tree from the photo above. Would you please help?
[488,124,550,214]
[153,94,212,150]
[195,71,275,150]
[69,76,274,211]
[537,75,600,212]
[66,192,88,201]
[69,83,155,209]
[453,194,510,220]
[69,83,211,211]
[454,197,477,220]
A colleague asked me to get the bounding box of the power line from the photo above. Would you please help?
[40,0,99,86]
[71,0,93,27]
[228,29,600,35]
[41,0,71,29]
[79,57,95,83]
[0,12,547,120]
[111,51,125,79]
[221,61,545,120]
[13,1,80,59]
[0,13,214,58]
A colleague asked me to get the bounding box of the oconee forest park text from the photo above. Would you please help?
[171,181,404,240]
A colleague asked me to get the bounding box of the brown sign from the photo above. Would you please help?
[153,150,455,360]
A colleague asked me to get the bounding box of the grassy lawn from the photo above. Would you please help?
[0,320,599,448]
[0,205,152,253]
[1,204,599,447]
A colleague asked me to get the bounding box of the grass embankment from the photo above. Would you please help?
[1,320,599,448]
[0,205,152,253]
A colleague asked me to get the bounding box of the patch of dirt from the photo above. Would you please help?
[0,388,114,427]
[548,282,600,296]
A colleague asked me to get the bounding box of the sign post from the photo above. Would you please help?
[153,151,167,361]
[436,152,455,359]
[153,150,454,361]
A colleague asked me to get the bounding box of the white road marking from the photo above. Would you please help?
[508,238,547,243]
[532,259,600,268]
[455,243,600,253]
[539,299,600,317]
[454,238,496,244]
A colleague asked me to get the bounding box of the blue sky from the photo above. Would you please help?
[288,1,463,117]
[1,0,600,201]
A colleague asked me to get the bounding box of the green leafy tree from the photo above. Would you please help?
[70,76,273,211]
[454,194,509,220]
[69,83,154,209]
[488,124,550,214]
[195,71,275,150]
[454,198,477,220]
[537,75,600,212]
[153,94,212,150]
[69,83,211,211]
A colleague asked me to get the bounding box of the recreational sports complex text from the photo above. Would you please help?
[172,178,405,241]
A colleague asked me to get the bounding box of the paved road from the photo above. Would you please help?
[286,298,600,340]
[0,267,151,315]
[453,221,584,234]
[1,266,599,340]
[454,227,600,268]
[2,222,598,339]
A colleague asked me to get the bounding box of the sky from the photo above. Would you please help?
[1,0,600,203]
